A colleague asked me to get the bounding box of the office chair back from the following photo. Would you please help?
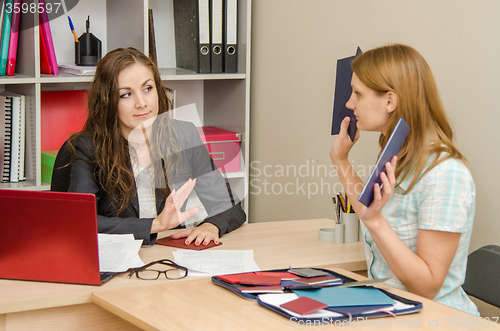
[462,245,500,308]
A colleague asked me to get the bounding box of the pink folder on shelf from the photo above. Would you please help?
[6,0,21,76]
[39,0,58,75]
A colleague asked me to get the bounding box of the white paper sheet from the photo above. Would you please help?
[98,234,145,272]
[172,249,260,276]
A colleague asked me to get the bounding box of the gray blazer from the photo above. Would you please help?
[53,120,245,245]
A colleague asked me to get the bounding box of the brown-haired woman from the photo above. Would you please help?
[54,47,245,246]
[330,44,478,314]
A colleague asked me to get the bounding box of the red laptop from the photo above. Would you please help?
[0,190,113,285]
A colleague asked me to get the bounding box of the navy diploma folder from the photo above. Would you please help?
[358,117,410,207]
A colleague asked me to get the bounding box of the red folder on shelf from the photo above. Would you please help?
[39,0,58,75]
[6,0,21,76]
[39,28,51,75]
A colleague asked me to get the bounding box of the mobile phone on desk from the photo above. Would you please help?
[288,268,328,278]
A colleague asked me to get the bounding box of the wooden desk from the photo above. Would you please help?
[92,268,500,331]
[0,219,365,331]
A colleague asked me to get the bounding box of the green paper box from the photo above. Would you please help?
[41,150,58,184]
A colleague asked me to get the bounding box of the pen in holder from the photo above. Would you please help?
[342,212,359,243]
[75,16,101,66]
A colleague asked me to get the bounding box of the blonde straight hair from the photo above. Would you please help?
[352,44,466,193]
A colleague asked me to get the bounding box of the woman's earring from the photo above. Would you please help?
[386,111,391,116]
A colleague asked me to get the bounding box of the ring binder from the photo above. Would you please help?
[0,0,13,76]
[211,0,224,73]
[224,0,237,73]
[173,0,211,73]
[0,92,24,182]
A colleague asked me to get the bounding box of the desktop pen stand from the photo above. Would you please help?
[75,32,101,66]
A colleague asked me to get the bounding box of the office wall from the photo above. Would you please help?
[249,0,500,254]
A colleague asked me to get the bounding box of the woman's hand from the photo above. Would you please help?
[150,178,200,233]
[170,222,220,246]
[358,156,397,227]
[330,117,360,165]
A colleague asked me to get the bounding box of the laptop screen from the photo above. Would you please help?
[0,190,102,285]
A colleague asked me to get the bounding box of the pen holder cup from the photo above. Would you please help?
[334,223,344,244]
[342,212,359,243]
[318,228,335,242]
[75,32,102,66]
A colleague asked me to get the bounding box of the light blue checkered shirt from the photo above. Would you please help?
[363,156,479,315]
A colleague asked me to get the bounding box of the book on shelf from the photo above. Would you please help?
[58,64,96,76]
[148,8,157,67]
[0,92,25,182]
[0,94,12,182]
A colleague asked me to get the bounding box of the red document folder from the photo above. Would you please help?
[40,28,51,75]
[155,235,222,251]
[39,0,58,75]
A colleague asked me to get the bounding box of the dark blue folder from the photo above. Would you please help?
[358,117,410,206]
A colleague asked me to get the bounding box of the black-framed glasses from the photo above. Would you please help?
[127,259,188,280]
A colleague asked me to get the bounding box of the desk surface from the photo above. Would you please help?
[0,219,365,315]
[92,268,500,331]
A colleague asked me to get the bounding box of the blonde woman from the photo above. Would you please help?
[331,44,478,314]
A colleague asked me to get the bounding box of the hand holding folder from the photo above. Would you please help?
[331,47,363,141]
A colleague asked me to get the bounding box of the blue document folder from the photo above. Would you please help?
[293,286,395,307]
[358,117,410,206]
[331,47,363,141]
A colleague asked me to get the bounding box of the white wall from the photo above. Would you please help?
[249,0,500,255]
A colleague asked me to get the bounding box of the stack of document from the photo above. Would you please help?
[172,249,260,276]
[58,64,96,76]
[98,234,145,273]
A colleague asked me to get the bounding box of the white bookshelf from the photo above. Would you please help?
[0,0,251,215]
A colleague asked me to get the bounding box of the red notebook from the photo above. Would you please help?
[239,273,282,286]
[155,235,222,251]
[280,296,328,315]
[255,271,300,279]
[214,273,245,284]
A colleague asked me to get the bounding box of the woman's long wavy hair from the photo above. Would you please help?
[352,44,466,193]
[68,47,180,215]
